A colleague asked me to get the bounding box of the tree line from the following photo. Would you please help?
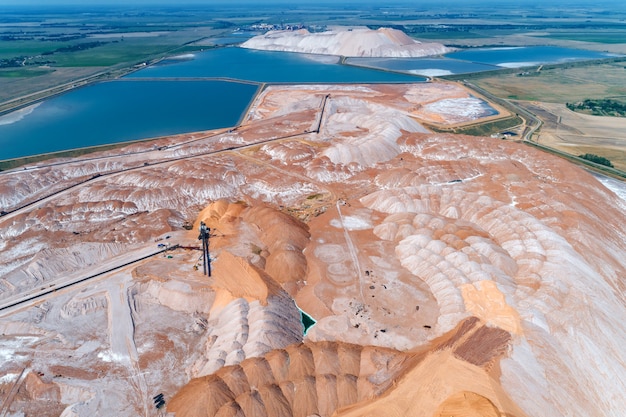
[578,153,614,168]
[566,99,626,117]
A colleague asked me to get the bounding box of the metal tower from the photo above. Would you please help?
[198,221,212,277]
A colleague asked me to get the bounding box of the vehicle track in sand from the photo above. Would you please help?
[0,368,27,417]
[0,246,177,313]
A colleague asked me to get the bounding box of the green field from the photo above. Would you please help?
[0,40,76,60]
[530,31,626,44]
[48,40,197,67]
[461,58,626,177]
[0,6,230,107]
[0,68,53,78]
[406,31,486,40]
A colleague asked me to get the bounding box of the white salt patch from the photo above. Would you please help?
[330,215,372,230]
[0,340,27,362]
[0,373,18,383]
[0,103,41,126]
[595,175,626,203]
[302,54,340,64]
[498,61,539,68]
[0,348,13,362]
[15,336,38,344]
[424,97,494,122]
[409,69,452,77]
[97,350,125,363]
[169,54,195,60]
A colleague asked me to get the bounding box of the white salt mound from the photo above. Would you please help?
[241,27,452,58]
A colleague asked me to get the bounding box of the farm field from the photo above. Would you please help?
[462,60,626,173]
[0,7,229,108]
[469,61,626,103]
[518,101,626,172]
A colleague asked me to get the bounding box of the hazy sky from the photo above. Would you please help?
[3,0,386,5]
[0,0,447,6]
[0,0,565,4]
[3,0,379,4]
[1,0,620,6]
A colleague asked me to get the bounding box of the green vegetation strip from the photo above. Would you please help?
[579,153,614,168]
[536,32,626,44]
[566,99,626,117]
[0,68,54,78]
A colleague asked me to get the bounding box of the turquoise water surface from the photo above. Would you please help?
[1,47,425,160]
[1,45,617,160]
[0,80,258,160]
[446,46,617,68]
[128,47,426,83]
[347,46,618,75]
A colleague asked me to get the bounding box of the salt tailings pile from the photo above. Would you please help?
[0,82,624,417]
[241,27,452,58]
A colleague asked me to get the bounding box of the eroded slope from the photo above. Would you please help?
[0,82,624,417]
